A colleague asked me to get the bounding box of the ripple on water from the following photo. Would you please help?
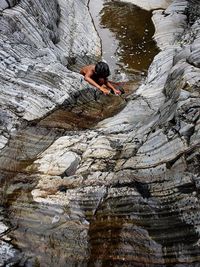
[89,0,159,76]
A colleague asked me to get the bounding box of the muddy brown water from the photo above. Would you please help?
[89,0,159,76]
[1,1,162,266]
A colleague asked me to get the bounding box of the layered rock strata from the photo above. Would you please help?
[0,0,103,264]
[0,0,128,176]
[0,0,200,266]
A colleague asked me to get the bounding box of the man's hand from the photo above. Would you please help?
[100,86,110,95]
[113,89,121,95]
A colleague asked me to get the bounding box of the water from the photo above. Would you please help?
[89,0,159,77]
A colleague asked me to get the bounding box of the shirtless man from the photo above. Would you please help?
[80,61,121,95]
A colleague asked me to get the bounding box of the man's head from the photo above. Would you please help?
[95,61,110,78]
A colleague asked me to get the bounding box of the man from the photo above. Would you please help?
[80,61,122,95]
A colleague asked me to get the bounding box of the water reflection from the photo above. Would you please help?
[90,0,159,75]
[101,2,159,72]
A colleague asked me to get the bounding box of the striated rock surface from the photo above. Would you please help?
[0,0,129,176]
[0,0,200,266]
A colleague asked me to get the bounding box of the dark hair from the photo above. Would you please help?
[95,61,110,78]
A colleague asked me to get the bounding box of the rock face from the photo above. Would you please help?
[0,0,200,266]
[0,0,128,175]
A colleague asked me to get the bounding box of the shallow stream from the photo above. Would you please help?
[89,0,159,77]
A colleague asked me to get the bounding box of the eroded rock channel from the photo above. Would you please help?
[0,0,200,266]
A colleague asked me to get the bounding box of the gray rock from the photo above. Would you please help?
[0,241,20,266]
[1,0,200,266]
